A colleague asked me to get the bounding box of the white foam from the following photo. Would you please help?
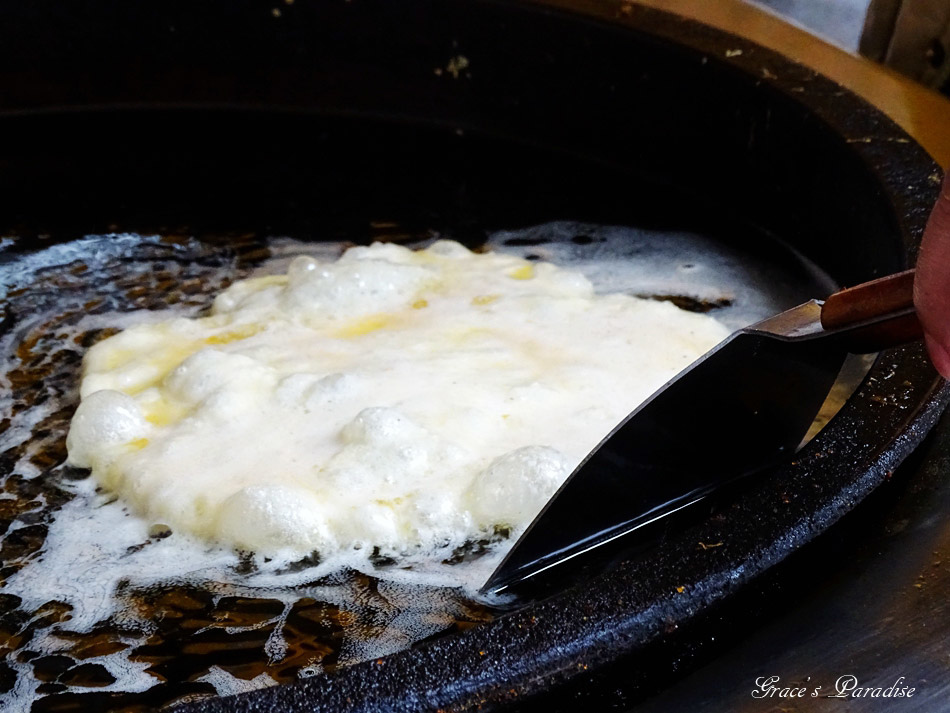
[197,667,276,696]
[66,239,729,562]
[0,224,835,707]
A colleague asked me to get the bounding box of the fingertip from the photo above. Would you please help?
[924,332,950,380]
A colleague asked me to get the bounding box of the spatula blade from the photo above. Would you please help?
[481,324,846,595]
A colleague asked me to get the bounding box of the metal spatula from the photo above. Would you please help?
[481,269,922,595]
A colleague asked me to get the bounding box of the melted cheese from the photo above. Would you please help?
[66,240,730,559]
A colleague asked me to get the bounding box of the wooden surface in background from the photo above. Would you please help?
[635,0,950,169]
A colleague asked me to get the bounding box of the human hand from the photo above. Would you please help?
[914,173,950,378]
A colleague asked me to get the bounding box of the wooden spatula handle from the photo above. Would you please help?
[820,269,922,352]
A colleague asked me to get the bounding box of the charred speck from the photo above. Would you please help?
[368,548,398,567]
[637,293,734,313]
[233,551,258,575]
[275,550,323,574]
[125,541,149,555]
[442,526,511,565]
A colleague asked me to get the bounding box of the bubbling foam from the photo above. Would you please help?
[64,239,730,563]
[1,224,832,711]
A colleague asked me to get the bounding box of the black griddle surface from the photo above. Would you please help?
[630,409,950,712]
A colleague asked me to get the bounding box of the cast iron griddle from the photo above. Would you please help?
[0,0,946,710]
[631,400,950,711]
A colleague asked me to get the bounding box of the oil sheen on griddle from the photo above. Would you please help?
[0,224,837,711]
